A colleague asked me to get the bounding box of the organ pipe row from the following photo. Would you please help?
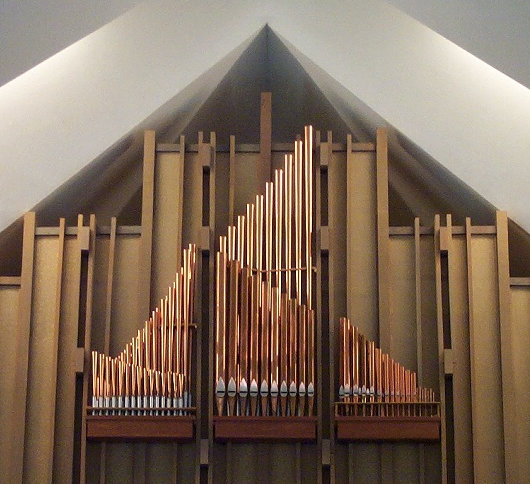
[90,244,197,415]
[215,126,315,416]
[337,317,438,417]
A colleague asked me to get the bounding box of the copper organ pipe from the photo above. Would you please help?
[337,319,438,417]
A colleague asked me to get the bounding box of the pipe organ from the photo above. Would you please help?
[337,317,438,418]
[1,96,528,483]
[214,127,315,417]
[90,244,197,416]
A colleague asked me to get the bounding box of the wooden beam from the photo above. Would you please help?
[8,211,35,483]
[259,92,272,191]
[496,211,517,483]
[434,214,448,484]
[79,214,97,484]
[376,128,391,353]
[0,276,21,286]
[138,129,156,320]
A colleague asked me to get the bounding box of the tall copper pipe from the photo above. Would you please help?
[304,126,313,309]
[307,309,315,416]
[237,216,245,266]
[280,293,289,415]
[239,267,250,387]
[260,281,270,386]
[289,298,298,386]
[265,182,273,308]
[249,274,259,385]
[274,169,283,300]
[285,155,292,298]
[247,203,254,270]
[215,252,227,388]
[294,140,303,304]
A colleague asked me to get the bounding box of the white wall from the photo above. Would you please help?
[0,0,142,86]
[0,0,529,236]
[386,0,530,88]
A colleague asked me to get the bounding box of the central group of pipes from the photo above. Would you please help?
[215,126,316,417]
[91,244,197,415]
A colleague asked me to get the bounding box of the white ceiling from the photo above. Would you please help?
[0,0,529,236]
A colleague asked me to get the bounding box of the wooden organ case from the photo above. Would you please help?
[0,93,529,484]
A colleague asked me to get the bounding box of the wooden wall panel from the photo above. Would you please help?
[510,285,530,482]
[346,144,378,342]
[152,150,183,304]
[0,285,20,474]
[468,234,505,483]
[447,234,474,482]
[23,234,61,483]
[389,235,420,483]
[182,151,204,247]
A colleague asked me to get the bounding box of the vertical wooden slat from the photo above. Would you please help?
[259,92,272,192]
[496,211,516,483]
[448,218,474,482]
[414,218,426,484]
[467,218,505,483]
[80,214,97,484]
[434,214,448,484]
[206,133,216,484]
[53,216,84,482]
[315,130,323,484]
[99,217,117,483]
[139,129,156,320]
[47,219,66,476]
[376,128,390,353]
[134,130,155,484]
[509,286,530,482]
[8,211,36,483]
[376,129,392,484]
[229,135,236,225]
[23,220,63,483]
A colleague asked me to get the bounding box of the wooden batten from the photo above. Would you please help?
[259,92,272,192]
[8,212,36,483]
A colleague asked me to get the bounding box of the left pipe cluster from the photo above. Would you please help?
[90,244,197,416]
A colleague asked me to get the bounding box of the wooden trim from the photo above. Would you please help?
[157,142,351,154]
[86,416,195,441]
[434,215,448,484]
[259,92,272,191]
[99,217,117,482]
[496,211,516,483]
[47,218,66,479]
[205,132,216,484]
[138,130,156,321]
[229,135,235,225]
[376,128,391,353]
[314,128,324,484]
[0,276,21,286]
[9,211,36,482]
[510,277,530,286]
[213,417,317,442]
[414,217,427,484]
[465,217,478,482]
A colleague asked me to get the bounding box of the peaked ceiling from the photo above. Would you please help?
[1,0,529,273]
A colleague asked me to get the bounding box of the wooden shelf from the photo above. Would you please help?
[86,415,195,441]
[335,416,441,442]
[213,416,317,442]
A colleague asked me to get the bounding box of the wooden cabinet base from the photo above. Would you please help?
[336,416,440,442]
[213,416,317,442]
[86,415,195,441]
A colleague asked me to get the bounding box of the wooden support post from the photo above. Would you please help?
[496,211,517,483]
[135,130,156,484]
[205,132,216,484]
[376,128,390,353]
[99,216,117,483]
[80,214,97,484]
[8,212,35,483]
[139,129,156,320]
[414,218,426,484]
[259,92,272,192]
[435,214,448,484]
[229,135,236,225]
